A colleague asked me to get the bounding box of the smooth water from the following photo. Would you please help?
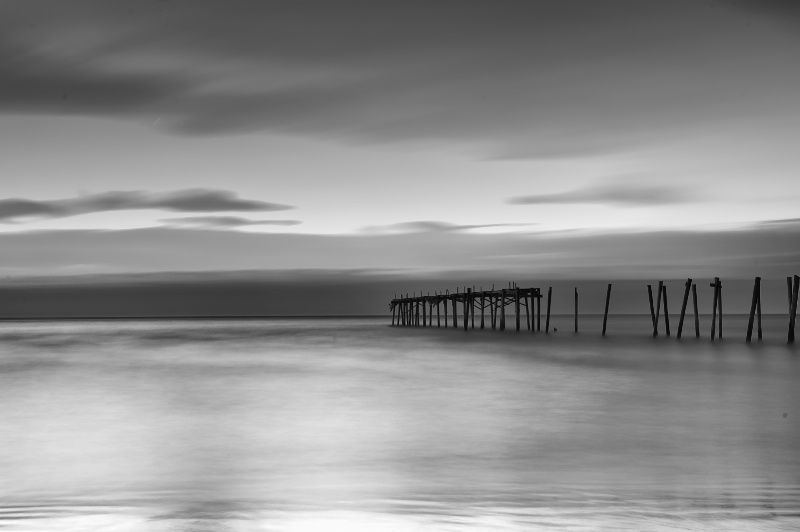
[1,316,798,531]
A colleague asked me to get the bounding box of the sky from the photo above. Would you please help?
[1,1,799,314]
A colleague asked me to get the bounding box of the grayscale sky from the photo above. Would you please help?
[1,0,798,287]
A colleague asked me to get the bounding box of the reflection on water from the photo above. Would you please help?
[1,317,798,531]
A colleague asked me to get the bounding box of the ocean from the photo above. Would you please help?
[1,316,798,531]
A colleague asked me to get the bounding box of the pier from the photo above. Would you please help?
[390,275,800,344]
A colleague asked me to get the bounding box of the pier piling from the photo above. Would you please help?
[574,287,578,333]
[747,277,761,342]
[602,283,612,336]
[662,284,671,336]
[677,278,692,339]
[692,283,700,338]
[546,287,552,333]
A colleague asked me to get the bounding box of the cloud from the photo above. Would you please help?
[507,180,694,207]
[160,216,302,229]
[2,222,798,282]
[0,189,294,223]
[1,1,798,157]
[360,221,537,234]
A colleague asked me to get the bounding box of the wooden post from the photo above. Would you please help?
[437,299,441,327]
[490,294,496,330]
[662,284,671,336]
[501,289,506,331]
[522,293,531,331]
[789,276,794,310]
[717,279,723,339]
[546,287,552,333]
[710,278,719,340]
[452,294,458,329]
[757,281,763,340]
[422,298,427,327]
[653,281,663,337]
[464,289,471,331]
[677,278,692,339]
[471,291,475,330]
[515,289,521,331]
[480,294,485,329]
[537,293,541,331]
[444,293,448,328]
[573,287,578,332]
[746,277,760,342]
[789,275,799,344]
[602,283,612,336]
[692,284,700,338]
[647,285,656,330]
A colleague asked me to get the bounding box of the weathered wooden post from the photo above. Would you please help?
[422,297,427,327]
[480,293,485,329]
[789,275,799,344]
[757,281,763,340]
[662,284,671,336]
[677,278,692,339]
[653,281,663,337]
[647,284,656,330]
[437,298,441,327]
[746,277,761,342]
[501,289,507,331]
[546,287,552,333]
[574,287,578,332]
[525,293,531,331]
[515,288,521,331]
[452,292,458,329]
[471,291,476,330]
[692,283,700,338]
[602,283,612,336]
[710,278,719,340]
[464,288,471,331]
[537,293,541,331]
[444,292,448,328]
[718,279,723,339]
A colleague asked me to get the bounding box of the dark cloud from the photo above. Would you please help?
[361,221,536,234]
[0,1,797,156]
[161,216,302,228]
[0,190,293,223]
[507,180,693,207]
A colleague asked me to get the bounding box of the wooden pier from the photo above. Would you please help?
[390,285,544,332]
[390,275,800,344]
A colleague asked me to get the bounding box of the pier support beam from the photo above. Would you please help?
[647,285,656,331]
[789,275,799,344]
[662,284,671,336]
[464,289,471,331]
[711,278,720,340]
[692,284,700,338]
[574,287,578,333]
[677,278,692,339]
[747,277,761,342]
[515,289,521,332]
[653,281,663,337]
[546,287,552,333]
[501,289,506,331]
[602,283,612,337]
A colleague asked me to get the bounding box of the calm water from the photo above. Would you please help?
[1,316,798,531]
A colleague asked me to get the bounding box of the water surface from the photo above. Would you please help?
[1,316,798,531]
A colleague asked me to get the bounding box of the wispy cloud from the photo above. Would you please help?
[0,189,294,223]
[507,180,694,207]
[161,216,301,229]
[361,221,536,234]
